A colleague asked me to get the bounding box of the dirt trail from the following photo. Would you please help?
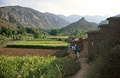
[71,57,89,78]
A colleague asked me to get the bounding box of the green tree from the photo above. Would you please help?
[33,29,41,38]
[17,26,26,35]
[49,29,59,36]
[0,27,13,37]
[25,27,35,34]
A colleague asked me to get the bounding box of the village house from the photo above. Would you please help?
[68,36,88,57]
[87,17,120,55]
[68,17,120,57]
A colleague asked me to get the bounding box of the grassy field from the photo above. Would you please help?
[7,38,69,49]
[47,36,68,39]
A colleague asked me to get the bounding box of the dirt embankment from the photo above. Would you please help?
[0,48,65,56]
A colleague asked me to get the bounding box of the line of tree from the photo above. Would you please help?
[0,26,48,40]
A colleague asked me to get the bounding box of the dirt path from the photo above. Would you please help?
[71,57,89,78]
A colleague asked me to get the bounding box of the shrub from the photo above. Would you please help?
[53,50,69,58]
[0,56,63,78]
[68,54,77,60]
[86,38,120,78]
[62,58,81,78]
[0,56,81,78]
[88,38,120,62]
[6,44,68,49]
[0,40,4,44]
[86,45,120,78]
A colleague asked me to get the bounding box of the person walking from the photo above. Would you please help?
[68,43,72,53]
[77,46,81,58]
[74,44,77,53]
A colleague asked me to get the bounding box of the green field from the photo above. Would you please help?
[7,39,69,49]
[0,56,63,78]
[47,36,68,39]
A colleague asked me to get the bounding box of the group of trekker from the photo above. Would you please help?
[68,44,81,58]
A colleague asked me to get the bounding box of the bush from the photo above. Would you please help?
[0,56,81,78]
[62,58,81,78]
[0,40,4,45]
[86,39,120,78]
[88,38,120,62]
[6,44,68,49]
[53,50,69,58]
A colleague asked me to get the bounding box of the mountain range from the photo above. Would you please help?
[58,14,110,23]
[99,14,120,25]
[0,6,69,29]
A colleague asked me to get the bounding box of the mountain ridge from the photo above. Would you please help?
[58,14,109,23]
[0,6,70,29]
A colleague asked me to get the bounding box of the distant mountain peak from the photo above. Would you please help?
[63,17,96,32]
[79,17,85,21]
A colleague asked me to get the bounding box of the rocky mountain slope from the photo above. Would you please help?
[0,18,17,29]
[0,6,69,29]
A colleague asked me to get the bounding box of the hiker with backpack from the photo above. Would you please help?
[76,46,81,58]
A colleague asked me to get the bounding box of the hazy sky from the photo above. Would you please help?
[0,0,120,16]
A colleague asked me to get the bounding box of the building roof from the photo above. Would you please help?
[98,24,109,27]
[107,17,120,21]
[80,37,87,40]
[86,30,100,34]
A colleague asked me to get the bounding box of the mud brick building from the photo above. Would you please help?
[87,17,120,55]
[68,36,88,57]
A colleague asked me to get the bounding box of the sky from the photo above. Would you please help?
[0,0,120,16]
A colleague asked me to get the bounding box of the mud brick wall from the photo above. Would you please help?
[87,17,120,56]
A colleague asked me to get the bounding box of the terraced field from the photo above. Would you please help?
[7,39,69,49]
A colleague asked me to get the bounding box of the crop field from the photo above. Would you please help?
[47,36,68,39]
[0,56,63,78]
[7,39,69,49]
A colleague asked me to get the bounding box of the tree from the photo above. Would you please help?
[0,27,13,37]
[33,29,41,38]
[25,27,35,34]
[49,29,59,36]
[17,26,26,35]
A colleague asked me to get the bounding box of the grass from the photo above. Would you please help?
[47,36,68,39]
[7,38,69,49]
